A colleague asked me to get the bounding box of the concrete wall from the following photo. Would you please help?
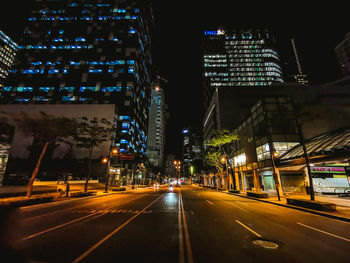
[0,104,115,159]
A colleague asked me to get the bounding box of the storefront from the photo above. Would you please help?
[311,165,350,194]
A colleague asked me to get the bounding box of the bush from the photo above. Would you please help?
[70,191,97,197]
[111,187,126,191]
[0,196,53,208]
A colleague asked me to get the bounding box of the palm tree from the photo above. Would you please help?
[3,111,76,197]
[73,117,114,192]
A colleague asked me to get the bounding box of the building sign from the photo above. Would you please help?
[204,29,225,36]
[311,166,346,174]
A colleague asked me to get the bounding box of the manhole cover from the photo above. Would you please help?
[252,239,279,249]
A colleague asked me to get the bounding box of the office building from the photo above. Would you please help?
[0,0,154,180]
[1,0,153,156]
[182,128,202,177]
[202,28,285,141]
[335,32,350,77]
[202,28,284,112]
[0,30,18,87]
[290,38,308,85]
[146,76,168,167]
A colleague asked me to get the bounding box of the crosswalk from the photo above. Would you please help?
[73,208,152,215]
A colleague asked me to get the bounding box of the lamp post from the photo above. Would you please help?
[271,150,282,201]
[103,148,119,193]
[220,156,229,190]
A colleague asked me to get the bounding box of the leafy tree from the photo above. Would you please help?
[2,111,75,197]
[73,117,114,192]
[204,129,239,188]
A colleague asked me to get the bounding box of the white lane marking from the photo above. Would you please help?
[237,201,249,206]
[20,194,147,242]
[235,220,262,237]
[296,222,350,243]
[224,201,248,212]
[73,192,167,263]
[21,194,128,222]
[206,200,214,205]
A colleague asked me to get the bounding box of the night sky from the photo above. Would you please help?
[1,1,349,159]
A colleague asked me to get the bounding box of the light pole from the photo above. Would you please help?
[271,150,282,201]
[103,148,119,193]
[220,156,229,190]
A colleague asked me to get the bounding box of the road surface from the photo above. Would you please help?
[2,185,350,262]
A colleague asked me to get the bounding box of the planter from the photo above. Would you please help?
[111,187,126,192]
[229,189,240,194]
[286,198,336,212]
[0,196,53,208]
[247,191,269,198]
[70,191,97,197]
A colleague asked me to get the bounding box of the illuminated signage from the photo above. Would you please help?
[204,29,225,36]
[311,166,346,174]
[182,129,189,134]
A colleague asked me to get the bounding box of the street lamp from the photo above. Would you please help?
[220,156,230,190]
[103,147,119,193]
[271,150,282,201]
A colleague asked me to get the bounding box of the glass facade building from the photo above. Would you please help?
[146,76,167,167]
[0,30,18,87]
[1,0,153,155]
[335,32,350,78]
[202,29,284,110]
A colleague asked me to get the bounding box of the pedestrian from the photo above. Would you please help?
[65,181,70,197]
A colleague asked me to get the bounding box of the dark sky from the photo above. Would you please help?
[1,1,349,159]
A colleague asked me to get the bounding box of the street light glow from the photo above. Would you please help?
[102,157,108,164]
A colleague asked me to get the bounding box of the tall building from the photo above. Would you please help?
[182,128,202,177]
[335,32,350,77]
[0,29,18,185]
[290,38,308,85]
[146,75,168,167]
[0,30,18,87]
[202,28,284,141]
[202,28,284,111]
[1,0,153,156]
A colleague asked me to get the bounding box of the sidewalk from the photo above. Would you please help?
[225,190,350,222]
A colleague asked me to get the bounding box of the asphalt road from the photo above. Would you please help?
[2,185,350,263]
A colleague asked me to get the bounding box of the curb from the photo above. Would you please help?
[225,192,350,223]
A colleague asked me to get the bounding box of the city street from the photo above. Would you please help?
[3,185,350,263]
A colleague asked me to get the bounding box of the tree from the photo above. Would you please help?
[204,129,239,188]
[1,111,75,197]
[73,117,114,192]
